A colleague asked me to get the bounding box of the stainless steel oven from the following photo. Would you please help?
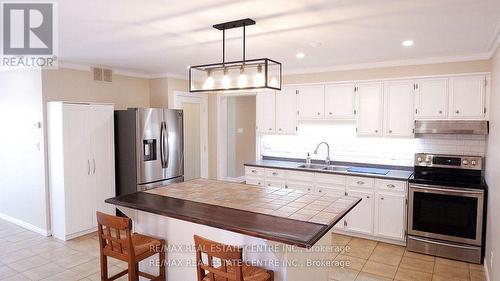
[407,153,486,264]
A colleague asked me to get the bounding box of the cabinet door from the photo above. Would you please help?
[415,78,448,119]
[384,80,414,137]
[375,192,406,240]
[91,105,116,223]
[256,92,276,133]
[62,104,94,235]
[325,83,356,119]
[345,189,374,235]
[355,82,384,136]
[450,75,485,119]
[275,86,297,134]
[297,85,325,119]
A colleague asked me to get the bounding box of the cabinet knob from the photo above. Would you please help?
[381,197,384,200]
[375,130,379,133]
[366,195,370,199]
[456,110,460,114]
[329,112,333,115]
[317,112,321,115]
[258,182,261,185]
[278,128,282,131]
[272,172,278,176]
[251,170,257,173]
[357,181,365,185]
[318,189,322,193]
[269,128,272,131]
[387,184,395,188]
[285,185,288,189]
[388,130,393,133]
[307,188,311,191]
[439,110,443,114]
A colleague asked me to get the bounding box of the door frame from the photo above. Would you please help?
[172,91,209,179]
[216,92,257,181]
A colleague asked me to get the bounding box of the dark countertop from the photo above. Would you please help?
[106,191,361,248]
[245,157,413,181]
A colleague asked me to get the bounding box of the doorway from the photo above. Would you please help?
[173,91,208,180]
[217,93,257,181]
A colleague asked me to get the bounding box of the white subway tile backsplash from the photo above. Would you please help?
[260,123,486,166]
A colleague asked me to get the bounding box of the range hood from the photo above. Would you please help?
[414,120,489,135]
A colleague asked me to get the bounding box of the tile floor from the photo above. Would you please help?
[0,218,487,281]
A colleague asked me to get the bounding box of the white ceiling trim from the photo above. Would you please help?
[57,61,152,79]
[149,72,187,80]
[282,52,492,75]
[487,22,500,57]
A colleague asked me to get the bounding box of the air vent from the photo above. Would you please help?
[92,67,102,81]
[103,69,113,82]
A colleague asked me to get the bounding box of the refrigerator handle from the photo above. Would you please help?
[165,121,170,168]
[160,121,166,168]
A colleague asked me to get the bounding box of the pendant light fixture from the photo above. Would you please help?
[189,18,282,93]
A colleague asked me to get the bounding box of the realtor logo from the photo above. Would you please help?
[1,2,57,68]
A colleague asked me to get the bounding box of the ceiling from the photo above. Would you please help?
[56,0,500,77]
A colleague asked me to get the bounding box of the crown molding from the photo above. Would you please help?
[487,22,500,58]
[57,61,151,79]
[282,52,492,76]
[149,72,187,80]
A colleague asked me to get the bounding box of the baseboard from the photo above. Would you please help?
[0,212,50,236]
[223,176,246,183]
[484,260,491,281]
[332,229,406,246]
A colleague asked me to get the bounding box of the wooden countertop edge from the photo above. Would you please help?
[105,193,361,248]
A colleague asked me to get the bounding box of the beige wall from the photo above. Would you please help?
[42,68,150,110]
[149,77,189,108]
[284,60,491,84]
[485,47,500,280]
[208,93,218,179]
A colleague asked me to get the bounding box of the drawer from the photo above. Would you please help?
[287,181,314,192]
[347,176,374,188]
[316,186,345,197]
[265,180,286,189]
[245,166,265,177]
[287,170,315,182]
[375,179,406,192]
[315,173,346,185]
[246,177,264,187]
[265,168,287,179]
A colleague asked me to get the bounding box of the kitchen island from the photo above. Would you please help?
[106,179,361,281]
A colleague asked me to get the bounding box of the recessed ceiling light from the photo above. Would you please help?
[402,40,414,47]
[296,52,305,59]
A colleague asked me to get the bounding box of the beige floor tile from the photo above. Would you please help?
[399,256,435,274]
[0,265,19,278]
[355,272,392,281]
[334,254,367,271]
[435,257,469,270]
[343,244,376,260]
[0,249,36,264]
[403,250,435,262]
[470,269,486,281]
[369,244,404,266]
[332,233,352,246]
[85,265,125,281]
[433,262,470,281]
[21,262,67,280]
[469,263,485,272]
[361,261,398,279]
[40,269,81,281]
[330,267,360,281]
[38,245,80,261]
[1,273,32,281]
[395,267,433,281]
[6,255,50,272]
[53,251,96,269]
[71,258,101,279]
[349,238,378,248]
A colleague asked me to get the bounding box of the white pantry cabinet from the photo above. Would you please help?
[375,191,406,240]
[297,85,325,119]
[355,82,384,136]
[324,83,356,119]
[450,75,486,119]
[414,78,449,119]
[384,80,415,137]
[48,102,115,241]
[256,92,276,133]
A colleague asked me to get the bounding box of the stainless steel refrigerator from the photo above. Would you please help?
[114,108,183,196]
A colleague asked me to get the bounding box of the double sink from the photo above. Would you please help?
[297,163,351,172]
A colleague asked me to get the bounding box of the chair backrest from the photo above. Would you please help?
[194,235,244,281]
[96,211,134,259]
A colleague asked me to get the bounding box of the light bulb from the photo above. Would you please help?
[270,77,278,87]
[254,64,264,86]
[238,66,247,87]
[204,76,214,89]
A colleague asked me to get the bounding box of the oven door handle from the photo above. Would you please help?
[410,236,481,250]
[410,184,484,195]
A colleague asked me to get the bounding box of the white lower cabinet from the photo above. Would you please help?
[245,166,407,243]
[375,192,406,240]
[345,189,375,235]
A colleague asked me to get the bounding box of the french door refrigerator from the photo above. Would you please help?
[114,108,183,196]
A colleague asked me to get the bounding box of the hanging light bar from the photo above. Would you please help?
[189,18,282,93]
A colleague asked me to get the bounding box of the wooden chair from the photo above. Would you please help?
[96,211,166,281]
[194,235,273,281]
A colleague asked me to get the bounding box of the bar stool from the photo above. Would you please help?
[96,212,166,281]
[194,235,274,281]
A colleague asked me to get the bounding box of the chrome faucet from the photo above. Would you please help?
[314,142,330,166]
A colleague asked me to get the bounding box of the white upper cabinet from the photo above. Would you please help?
[297,85,325,119]
[355,82,384,136]
[414,78,448,119]
[450,75,486,119]
[275,86,298,134]
[384,80,415,137]
[324,83,356,119]
[256,92,276,133]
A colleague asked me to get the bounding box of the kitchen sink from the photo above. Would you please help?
[297,164,350,172]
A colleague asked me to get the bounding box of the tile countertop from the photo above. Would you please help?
[106,179,361,248]
[245,158,414,181]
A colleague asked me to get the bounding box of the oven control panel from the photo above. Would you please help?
[415,153,483,170]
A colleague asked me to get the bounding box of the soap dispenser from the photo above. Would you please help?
[306,153,312,167]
